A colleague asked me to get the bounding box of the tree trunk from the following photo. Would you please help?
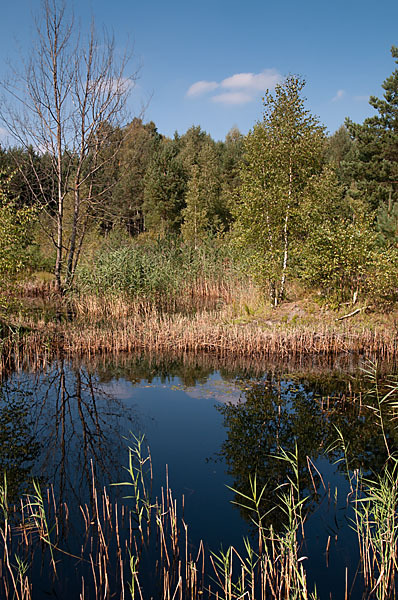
[279,162,292,303]
[65,186,80,288]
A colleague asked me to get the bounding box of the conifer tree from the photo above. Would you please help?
[143,141,187,234]
[345,45,398,224]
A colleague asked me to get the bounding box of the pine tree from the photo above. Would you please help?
[345,46,398,218]
[143,140,187,235]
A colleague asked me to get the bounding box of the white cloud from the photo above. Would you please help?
[221,69,282,92]
[186,68,282,105]
[186,80,219,97]
[332,89,345,102]
[212,92,252,105]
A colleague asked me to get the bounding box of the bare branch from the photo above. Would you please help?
[0,0,138,291]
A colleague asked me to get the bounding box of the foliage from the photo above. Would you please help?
[110,119,162,235]
[295,169,382,303]
[345,46,398,216]
[365,248,398,307]
[376,199,398,247]
[0,171,36,278]
[299,216,376,302]
[217,127,244,229]
[180,128,226,244]
[324,125,352,174]
[234,76,326,305]
[143,140,187,234]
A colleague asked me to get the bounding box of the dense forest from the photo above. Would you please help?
[1,28,398,312]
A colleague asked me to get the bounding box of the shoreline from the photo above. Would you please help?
[2,307,397,376]
[2,281,398,375]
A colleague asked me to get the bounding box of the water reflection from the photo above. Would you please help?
[217,367,398,530]
[0,359,137,503]
[2,354,397,510]
[0,353,397,599]
[0,382,41,504]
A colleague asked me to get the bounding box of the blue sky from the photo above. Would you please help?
[1,0,398,141]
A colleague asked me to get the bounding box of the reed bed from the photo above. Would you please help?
[2,267,398,377]
[2,303,398,378]
[1,429,397,600]
[0,438,326,600]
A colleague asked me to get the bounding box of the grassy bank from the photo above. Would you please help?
[1,237,398,373]
[1,276,398,376]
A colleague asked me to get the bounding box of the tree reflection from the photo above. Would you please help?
[1,359,137,504]
[0,383,41,504]
[217,370,398,531]
[217,375,325,530]
[94,353,217,387]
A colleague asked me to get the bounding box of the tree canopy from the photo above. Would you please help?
[234,76,325,305]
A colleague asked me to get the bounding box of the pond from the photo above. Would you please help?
[0,353,397,599]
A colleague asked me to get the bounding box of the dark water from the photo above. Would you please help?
[1,353,397,599]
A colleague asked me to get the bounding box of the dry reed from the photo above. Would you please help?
[2,276,398,377]
[0,441,319,600]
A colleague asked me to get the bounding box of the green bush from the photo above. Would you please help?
[298,218,376,303]
[365,249,398,307]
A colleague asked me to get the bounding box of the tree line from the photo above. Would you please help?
[1,1,398,308]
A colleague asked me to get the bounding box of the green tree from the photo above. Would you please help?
[111,119,161,235]
[234,76,325,305]
[181,164,208,247]
[345,46,398,222]
[297,169,376,302]
[181,140,222,245]
[218,127,244,229]
[0,171,36,278]
[376,200,398,247]
[325,125,352,180]
[143,139,187,234]
[178,125,229,242]
[179,125,210,173]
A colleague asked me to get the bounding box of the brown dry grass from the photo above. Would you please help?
[1,278,398,375]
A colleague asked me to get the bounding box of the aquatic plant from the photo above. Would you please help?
[0,390,398,598]
[354,459,398,600]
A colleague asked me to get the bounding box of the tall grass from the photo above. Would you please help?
[354,459,398,600]
[0,436,319,600]
[221,446,317,600]
[3,309,398,378]
[2,236,398,371]
[327,363,398,600]
[351,362,398,600]
[75,237,244,312]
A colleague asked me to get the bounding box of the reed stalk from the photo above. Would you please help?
[1,423,398,599]
[353,459,398,600]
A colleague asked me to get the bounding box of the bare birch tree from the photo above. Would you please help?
[1,0,138,291]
